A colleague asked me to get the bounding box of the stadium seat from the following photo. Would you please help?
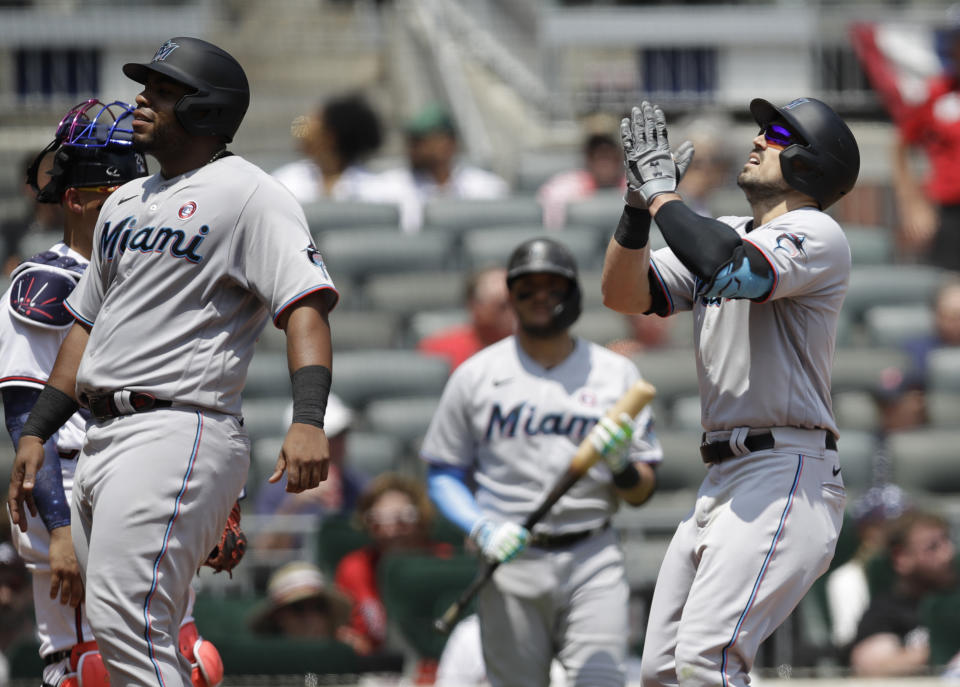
[833,390,880,432]
[330,309,403,350]
[363,396,441,443]
[423,197,542,235]
[363,271,466,316]
[241,398,289,443]
[834,429,877,495]
[887,428,960,494]
[315,513,371,577]
[333,350,450,408]
[844,225,894,265]
[514,149,580,194]
[928,390,960,427]
[843,265,944,325]
[406,309,469,347]
[863,304,934,347]
[302,199,401,234]
[667,395,702,431]
[243,352,291,398]
[830,347,910,394]
[348,431,405,480]
[563,190,626,232]
[920,588,960,667]
[926,346,960,392]
[653,428,706,493]
[570,309,632,345]
[17,230,62,259]
[628,348,699,406]
[377,552,480,659]
[317,229,455,282]
[462,225,603,271]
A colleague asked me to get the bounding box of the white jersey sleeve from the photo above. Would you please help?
[227,175,339,324]
[741,207,852,302]
[649,245,700,314]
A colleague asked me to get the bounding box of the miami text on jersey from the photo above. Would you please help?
[484,402,599,443]
[99,217,208,263]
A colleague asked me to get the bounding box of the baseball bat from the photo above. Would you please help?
[432,379,657,634]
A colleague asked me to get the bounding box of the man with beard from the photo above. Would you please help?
[601,97,859,687]
[8,37,338,686]
[850,511,959,677]
[421,236,663,687]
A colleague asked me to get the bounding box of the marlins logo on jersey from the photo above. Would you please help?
[774,232,807,259]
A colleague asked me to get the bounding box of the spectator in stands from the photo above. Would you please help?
[849,511,959,676]
[672,112,737,216]
[826,484,912,652]
[377,103,509,232]
[272,93,384,203]
[417,266,515,370]
[873,366,928,437]
[334,473,453,654]
[537,125,625,230]
[248,561,359,645]
[606,312,675,358]
[253,393,366,549]
[891,23,960,270]
[903,276,960,381]
[1,152,62,275]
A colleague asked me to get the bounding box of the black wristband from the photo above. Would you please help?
[613,205,652,249]
[291,365,331,429]
[612,462,642,490]
[21,386,79,442]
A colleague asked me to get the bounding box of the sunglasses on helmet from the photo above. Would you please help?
[761,122,802,149]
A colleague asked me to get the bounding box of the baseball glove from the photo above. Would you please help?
[204,501,246,576]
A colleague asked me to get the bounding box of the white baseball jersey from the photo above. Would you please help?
[65,155,338,416]
[650,207,850,435]
[0,242,88,453]
[421,336,661,535]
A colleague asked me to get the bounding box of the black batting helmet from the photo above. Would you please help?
[506,237,582,332]
[27,99,149,204]
[123,37,250,142]
[750,97,859,210]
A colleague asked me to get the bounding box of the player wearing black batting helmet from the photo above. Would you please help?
[506,237,582,334]
[123,36,249,142]
[749,97,860,210]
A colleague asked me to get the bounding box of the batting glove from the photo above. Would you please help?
[470,518,530,564]
[621,101,689,208]
[589,413,635,475]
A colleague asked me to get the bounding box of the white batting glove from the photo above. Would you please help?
[470,518,530,564]
[621,102,691,208]
[589,413,635,475]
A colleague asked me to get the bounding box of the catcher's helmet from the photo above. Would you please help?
[749,97,859,210]
[506,237,582,332]
[27,99,149,204]
[123,36,249,142]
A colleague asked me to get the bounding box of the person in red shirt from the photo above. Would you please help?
[334,473,453,653]
[892,26,960,270]
[417,267,515,370]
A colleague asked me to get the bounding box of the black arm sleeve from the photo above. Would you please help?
[654,200,744,281]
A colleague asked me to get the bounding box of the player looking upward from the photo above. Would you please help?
[421,237,662,687]
[8,37,338,687]
[602,97,858,687]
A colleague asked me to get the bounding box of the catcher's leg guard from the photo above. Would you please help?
[179,621,224,687]
[66,641,108,687]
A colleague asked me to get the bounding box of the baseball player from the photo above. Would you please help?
[7,36,337,687]
[601,97,859,686]
[421,237,662,687]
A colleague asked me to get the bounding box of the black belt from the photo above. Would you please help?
[530,522,610,550]
[58,450,79,460]
[84,391,172,422]
[700,430,837,464]
[43,648,71,666]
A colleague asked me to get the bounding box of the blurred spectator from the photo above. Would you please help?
[537,125,625,230]
[417,266,515,370]
[903,276,960,380]
[272,93,384,203]
[826,484,912,651]
[334,473,453,654]
[377,103,509,232]
[253,393,365,548]
[0,542,34,671]
[891,24,960,270]
[850,511,959,676]
[248,561,362,647]
[606,313,675,358]
[873,367,928,437]
[1,152,63,275]
[672,112,737,216]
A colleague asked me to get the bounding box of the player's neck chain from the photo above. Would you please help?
[207,148,232,165]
